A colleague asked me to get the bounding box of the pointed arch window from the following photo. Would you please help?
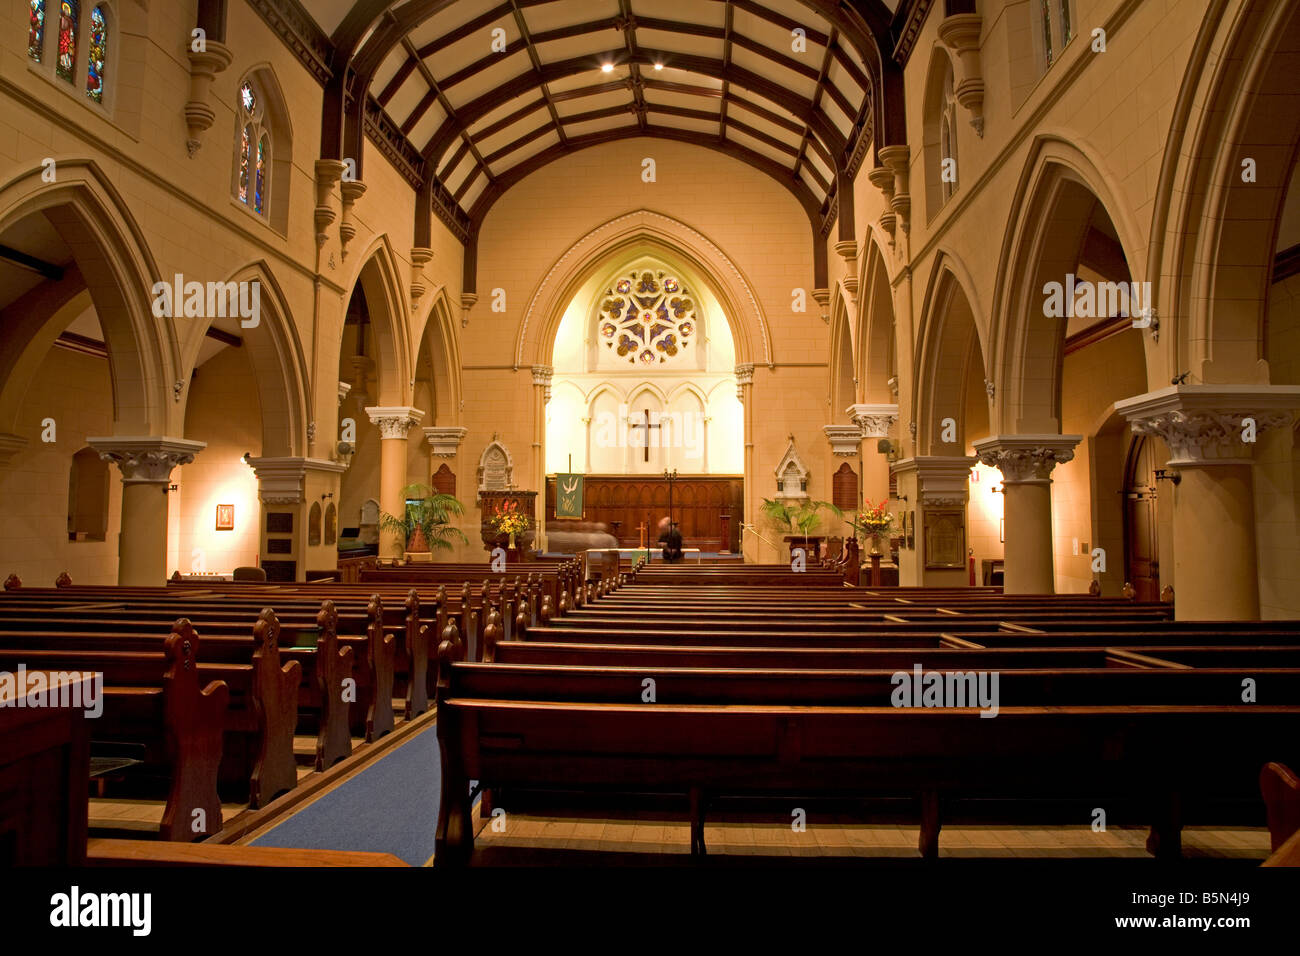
[236,80,271,216]
[55,0,79,83]
[85,5,106,102]
[28,1,46,61]
[940,68,958,202]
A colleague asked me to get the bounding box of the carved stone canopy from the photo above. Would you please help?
[478,439,514,493]
[774,437,810,499]
[424,426,468,458]
[971,435,1082,484]
[87,436,207,484]
[1115,384,1300,466]
[848,403,899,439]
[365,406,425,440]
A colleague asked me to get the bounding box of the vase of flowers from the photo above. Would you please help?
[848,500,895,556]
[490,509,531,552]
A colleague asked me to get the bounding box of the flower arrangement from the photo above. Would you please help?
[490,511,531,537]
[848,499,895,540]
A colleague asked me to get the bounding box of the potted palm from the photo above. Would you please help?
[379,484,468,562]
[760,497,842,562]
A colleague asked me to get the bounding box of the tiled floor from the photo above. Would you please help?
[472,807,1271,862]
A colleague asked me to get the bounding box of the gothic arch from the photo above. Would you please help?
[1149,0,1300,385]
[415,285,463,426]
[858,237,898,404]
[0,160,176,442]
[989,136,1145,434]
[515,209,773,370]
[176,260,310,458]
[336,235,414,408]
[914,253,989,454]
[232,63,294,234]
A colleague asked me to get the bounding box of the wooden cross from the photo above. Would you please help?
[631,408,661,462]
[637,521,647,548]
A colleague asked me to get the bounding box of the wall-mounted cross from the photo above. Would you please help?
[631,408,661,463]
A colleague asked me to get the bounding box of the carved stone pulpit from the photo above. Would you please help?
[479,489,538,555]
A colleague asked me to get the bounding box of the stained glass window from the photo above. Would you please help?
[598,270,696,366]
[1059,0,1072,45]
[1040,0,1053,65]
[235,81,270,216]
[85,5,105,102]
[255,135,267,214]
[28,1,46,62]
[55,0,78,84]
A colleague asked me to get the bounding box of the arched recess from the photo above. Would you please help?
[336,236,414,408]
[0,160,176,441]
[231,63,294,234]
[858,236,898,403]
[515,209,773,371]
[989,136,1146,434]
[921,46,961,221]
[914,255,989,455]
[828,296,856,422]
[1149,0,1300,384]
[176,260,309,458]
[413,286,463,426]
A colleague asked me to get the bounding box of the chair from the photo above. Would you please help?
[232,566,268,583]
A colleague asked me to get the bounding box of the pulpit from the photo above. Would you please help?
[479,489,538,557]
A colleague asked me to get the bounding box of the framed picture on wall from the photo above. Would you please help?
[215,504,235,531]
[924,509,965,569]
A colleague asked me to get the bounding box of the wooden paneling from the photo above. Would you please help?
[832,462,858,512]
[546,475,743,551]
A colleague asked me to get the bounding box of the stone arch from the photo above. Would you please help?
[1149,0,1300,384]
[858,237,898,404]
[828,294,856,421]
[989,135,1146,434]
[231,63,294,234]
[337,235,413,407]
[921,45,961,221]
[414,285,463,426]
[0,160,176,442]
[176,260,309,458]
[516,209,773,370]
[914,254,989,454]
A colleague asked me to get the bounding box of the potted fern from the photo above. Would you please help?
[378,484,468,561]
[760,497,842,562]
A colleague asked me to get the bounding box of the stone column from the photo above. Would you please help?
[531,367,553,550]
[1116,385,1300,620]
[889,455,976,586]
[850,403,900,511]
[735,364,756,560]
[364,407,424,560]
[972,435,1080,594]
[87,437,206,585]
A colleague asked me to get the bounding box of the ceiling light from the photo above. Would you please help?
[654,62,663,70]
[601,63,614,73]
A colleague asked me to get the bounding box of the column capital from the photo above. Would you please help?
[87,436,206,484]
[891,455,977,506]
[531,366,553,402]
[972,435,1081,484]
[1115,384,1300,465]
[337,380,352,406]
[848,402,899,438]
[424,426,468,457]
[364,406,425,440]
[245,456,347,504]
[823,424,863,456]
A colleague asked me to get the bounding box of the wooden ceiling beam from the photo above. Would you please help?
[507,0,567,147]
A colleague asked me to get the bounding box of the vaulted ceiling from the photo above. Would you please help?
[241,0,907,285]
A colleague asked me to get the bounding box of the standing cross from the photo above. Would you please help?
[631,407,662,463]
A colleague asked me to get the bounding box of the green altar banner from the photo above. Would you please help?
[555,473,584,518]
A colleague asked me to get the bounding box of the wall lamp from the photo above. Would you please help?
[1154,468,1181,486]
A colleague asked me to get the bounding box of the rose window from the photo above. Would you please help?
[598,270,696,366]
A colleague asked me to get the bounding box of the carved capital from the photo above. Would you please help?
[824,424,863,456]
[87,436,207,484]
[972,435,1081,484]
[531,366,554,402]
[245,456,347,504]
[848,403,899,439]
[364,406,425,440]
[1116,385,1300,465]
[891,455,977,506]
[735,363,755,401]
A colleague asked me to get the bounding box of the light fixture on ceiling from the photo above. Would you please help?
[601,62,614,73]
[654,62,663,70]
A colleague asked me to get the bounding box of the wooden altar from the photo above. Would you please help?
[545,475,743,551]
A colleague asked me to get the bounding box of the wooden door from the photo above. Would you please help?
[1123,436,1160,602]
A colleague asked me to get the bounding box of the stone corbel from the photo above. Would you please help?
[424,426,468,458]
[337,381,352,407]
[410,248,434,310]
[877,146,911,235]
[835,241,859,300]
[338,180,367,259]
[811,288,831,323]
[460,292,478,329]
[184,41,233,157]
[824,425,863,457]
[867,166,897,242]
[313,160,346,249]
[938,14,986,137]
